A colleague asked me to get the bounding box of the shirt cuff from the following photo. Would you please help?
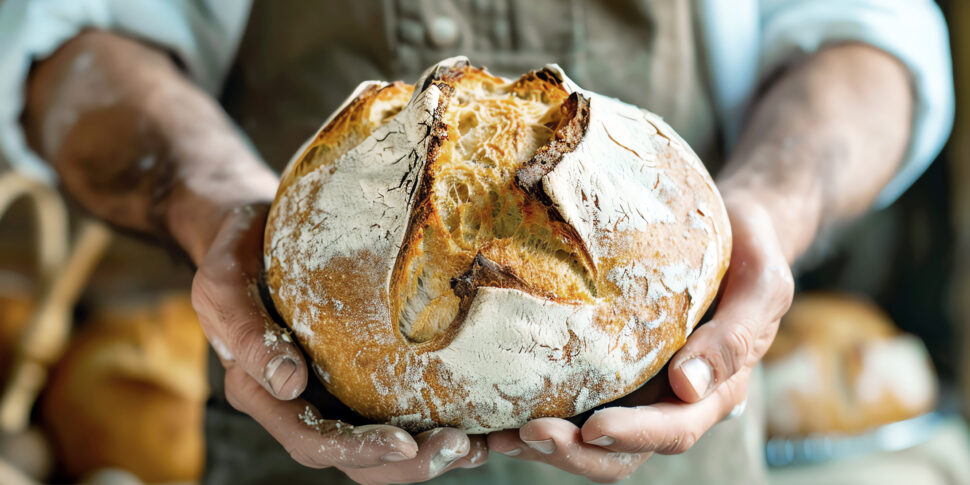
[758,0,954,207]
[0,0,250,183]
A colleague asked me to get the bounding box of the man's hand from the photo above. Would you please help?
[192,204,487,484]
[488,43,912,481]
[25,30,487,484]
[487,197,792,483]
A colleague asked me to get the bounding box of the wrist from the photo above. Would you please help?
[135,59,279,264]
[716,181,821,265]
[162,143,278,266]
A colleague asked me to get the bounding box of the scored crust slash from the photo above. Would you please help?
[263,57,731,432]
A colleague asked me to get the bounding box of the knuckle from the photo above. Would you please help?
[721,324,754,375]
[286,445,328,469]
[223,376,246,412]
[627,440,655,455]
[229,318,272,368]
[190,272,217,320]
[751,319,781,361]
[778,266,795,294]
[564,461,595,479]
[224,391,244,413]
[666,429,699,455]
[223,368,261,413]
[617,431,654,454]
[772,269,795,318]
[191,276,229,355]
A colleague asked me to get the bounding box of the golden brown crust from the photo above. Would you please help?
[264,58,731,432]
[515,92,590,197]
[279,81,415,191]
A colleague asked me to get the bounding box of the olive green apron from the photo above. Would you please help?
[207,1,761,483]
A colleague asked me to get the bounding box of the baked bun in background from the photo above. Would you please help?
[0,275,33,383]
[41,294,207,483]
[264,57,731,432]
[764,292,938,438]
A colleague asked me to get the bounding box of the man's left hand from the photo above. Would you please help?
[487,195,793,483]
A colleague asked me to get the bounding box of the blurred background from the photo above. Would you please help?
[1,1,970,484]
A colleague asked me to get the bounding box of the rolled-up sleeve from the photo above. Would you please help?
[758,0,955,207]
[0,0,250,183]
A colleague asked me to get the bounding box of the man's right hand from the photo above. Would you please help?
[25,30,487,484]
[191,204,488,484]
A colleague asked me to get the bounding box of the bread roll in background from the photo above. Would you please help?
[264,57,731,432]
[765,292,938,438]
[0,277,33,383]
[41,293,207,483]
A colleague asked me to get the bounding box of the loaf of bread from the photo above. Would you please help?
[264,58,731,432]
[41,294,207,483]
[765,292,938,437]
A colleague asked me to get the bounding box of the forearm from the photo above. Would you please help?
[23,30,278,264]
[718,43,913,263]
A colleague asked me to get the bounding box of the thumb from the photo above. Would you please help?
[191,204,308,401]
[668,204,793,402]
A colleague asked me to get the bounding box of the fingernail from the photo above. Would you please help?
[501,448,522,456]
[352,426,415,453]
[523,439,556,454]
[381,452,409,463]
[680,357,713,398]
[428,447,463,475]
[586,435,615,447]
[265,356,298,398]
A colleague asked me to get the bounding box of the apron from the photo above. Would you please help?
[208,1,760,483]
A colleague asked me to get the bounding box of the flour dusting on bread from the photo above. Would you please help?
[264,57,731,432]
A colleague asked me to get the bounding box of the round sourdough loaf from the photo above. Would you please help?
[264,57,731,432]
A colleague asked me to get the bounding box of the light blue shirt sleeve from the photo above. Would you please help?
[702,0,954,208]
[0,0,250,183]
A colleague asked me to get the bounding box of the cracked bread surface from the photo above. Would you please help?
[392,67,596,343]
[264,57,731,432]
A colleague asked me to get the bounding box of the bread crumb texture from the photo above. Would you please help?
[264,57,731,432]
